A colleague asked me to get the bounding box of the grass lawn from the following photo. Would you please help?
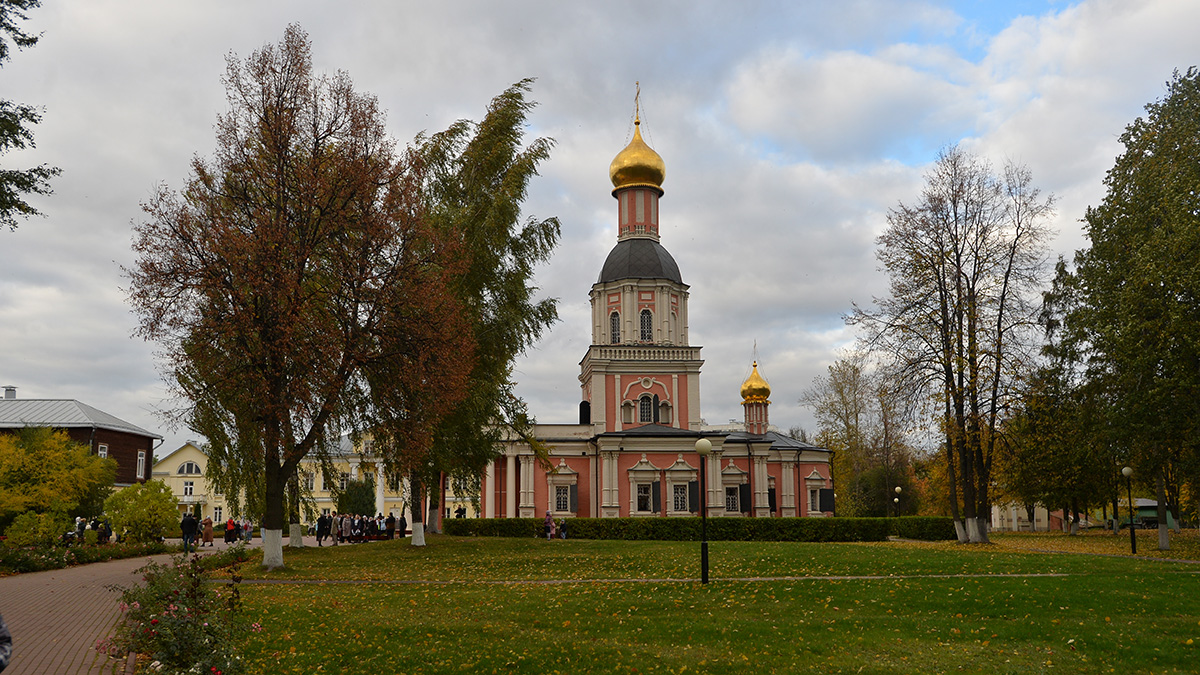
[231,532,1200,674]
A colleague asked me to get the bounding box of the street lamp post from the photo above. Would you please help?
[1122,466,1136,555]
[894,486,902,517]
[695,437,712,584]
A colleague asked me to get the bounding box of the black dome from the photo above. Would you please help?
[598,239,683,284]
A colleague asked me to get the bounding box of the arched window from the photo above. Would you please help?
[640,309,653,342]
[639,396,654,423]
[610,311,621,343]
[177,461,202,475]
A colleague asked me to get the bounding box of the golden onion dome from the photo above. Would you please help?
[609,119,665,193]
[740,361,771,402]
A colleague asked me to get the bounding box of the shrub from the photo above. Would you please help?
[103,481,177,543]
[98,552,255,675]
[0,540,168,574]
[2,511,69,548]
[890,516,957,541]
[444,517,895,542]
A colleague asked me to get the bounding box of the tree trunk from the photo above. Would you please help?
[262,457,286,569]
[410,475,425,547]
[1069,498,1079,535]
[288,469,305,548]
[1157,474,1170,551]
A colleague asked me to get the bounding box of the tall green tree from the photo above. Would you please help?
[126,26,476,568]
[388,79,559,544]
[1061,68,1200,548]
[0,0,59,231]
[852,147,1054,543]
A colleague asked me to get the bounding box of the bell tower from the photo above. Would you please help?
[579,92,703,435]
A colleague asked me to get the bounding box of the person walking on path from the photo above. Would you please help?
[201,516,214,547]
[180,512,198,553]
[544,511,553,540]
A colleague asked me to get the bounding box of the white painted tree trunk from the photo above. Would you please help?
[953,519,967,543]
[410,522,425,547]
[262,529,284,569]
[288,522,305,548]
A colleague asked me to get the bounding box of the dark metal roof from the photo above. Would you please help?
[0,399,160,438]
[723,429,832,453]
[599,423,705,438]
[598,239,683,284]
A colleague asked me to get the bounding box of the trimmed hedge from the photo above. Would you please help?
[444,517,894,542]
[444,516,958,542]
[890,516,957,541]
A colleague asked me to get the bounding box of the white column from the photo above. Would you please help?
[374,465,385,516]
[519,455,535,517]
[484,460,496,518]
[781,460,796,517]
[753,455,770,517]
[505,454,517,518]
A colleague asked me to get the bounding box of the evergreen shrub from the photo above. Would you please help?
[890,516,957,541]
[444,517,894,542]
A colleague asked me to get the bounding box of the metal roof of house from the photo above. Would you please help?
[0,399,160,438]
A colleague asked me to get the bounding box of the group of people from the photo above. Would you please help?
[315,512,406,545]
[72,516,113,544]
[179,512,252,552]
[544,511,569,540]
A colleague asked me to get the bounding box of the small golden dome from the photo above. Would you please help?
[740,361,771,402]
[609,120,665,193]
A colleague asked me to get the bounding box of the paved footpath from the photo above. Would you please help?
[0,537,262,675]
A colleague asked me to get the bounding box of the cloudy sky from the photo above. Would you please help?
[1,0,1196,456]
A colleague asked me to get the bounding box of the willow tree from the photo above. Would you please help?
[852,147,1054,543]
[386,80,559,544]
[126,26,474,568]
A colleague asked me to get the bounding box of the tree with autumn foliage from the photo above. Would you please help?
[126,25,475,568]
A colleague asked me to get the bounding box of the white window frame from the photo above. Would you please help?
[302,472,315,491]
[213,506,223,522]
[137,451,146,479]
[640,309,653,342]
[555,485,570,512]
[638,396,653,423]
[97,444,108,459]
[636,483,653,512]
[183,481,194,496]
[725,486,740,512]
[672,484,688,512]
[610,311,621,343]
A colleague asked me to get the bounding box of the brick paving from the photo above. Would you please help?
[0,537,263,675]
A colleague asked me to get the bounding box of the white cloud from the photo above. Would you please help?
[2,0,1198,453]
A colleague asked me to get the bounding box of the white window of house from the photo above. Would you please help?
[555,485,570,512]
[610,311,621,343]
[673,484,688,512]
[137,451,146,479]
[809,489,820,513]
[640,309,653,342]
[302,472,315,491]
[97,444,108,459]
[725,486,739,512]
[214,506,222,522]
[339,472,349,491]
[639,396,653,423]
[636,483,652,512]
[183,481,194,496]
[178,461,201,475]
[322,507,330,516]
